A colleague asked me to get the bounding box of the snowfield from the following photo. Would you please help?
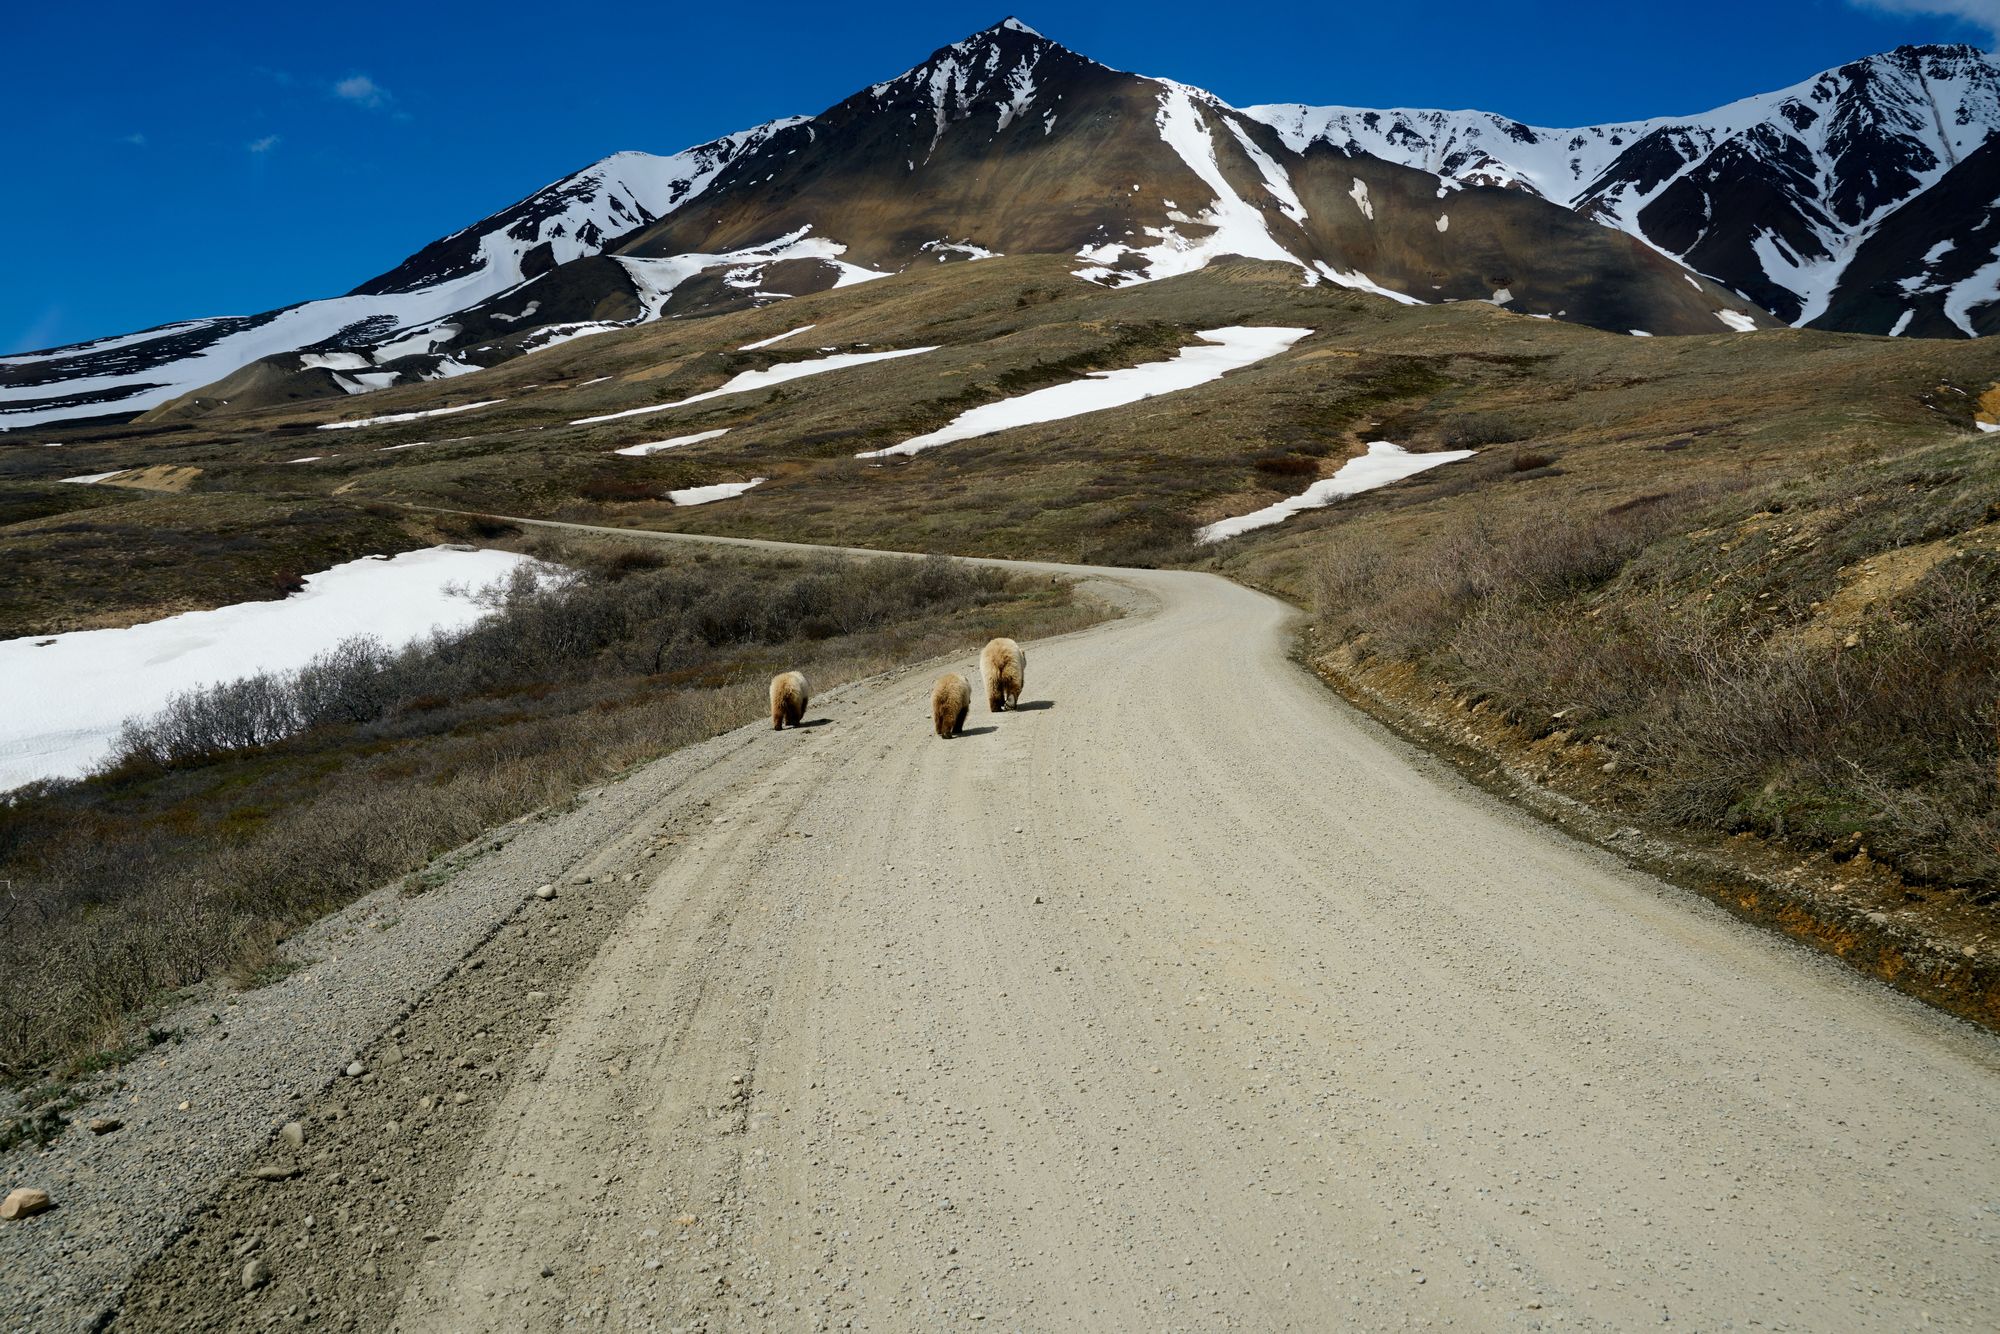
[0,547,545,791]
[858,327,1310,457]
[572,347,936,426]
[1197,441,1476,542]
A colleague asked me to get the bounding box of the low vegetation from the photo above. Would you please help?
[0,537,1101,1079]
[1308,434,2000,896]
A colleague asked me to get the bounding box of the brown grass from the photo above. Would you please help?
[1308,439,2000,896]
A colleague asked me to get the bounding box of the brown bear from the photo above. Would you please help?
[932,672,971,738]
[769,671,808,730]
[980,637,1027,712]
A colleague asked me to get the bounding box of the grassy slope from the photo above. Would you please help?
[17,257,1992,580]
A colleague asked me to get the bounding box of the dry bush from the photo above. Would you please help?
[1440,412,1530,447]
[1312,482,2000,896]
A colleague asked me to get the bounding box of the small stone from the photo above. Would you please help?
[527,991,550,1003]
[675,1214,698,1226]
[280,1121,306,1150]
[251,1164,301,1181]
[1,1188,53,1220]
[178,1101,192,1112]
[383,1121,402,1136]
[345,1061,367,1078]
[87,1117,123,1135]
[534,884,557,901]
[1601,760,1620,774]
[242,1257,270,1290]
[451,1091,471,1106]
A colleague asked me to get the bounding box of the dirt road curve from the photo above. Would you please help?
[344,524,1996,1332]
[97,523,1999,1332]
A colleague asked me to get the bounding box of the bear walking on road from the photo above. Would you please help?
[932,673,971,738]
[981,638,1026,712]
[769,671,809,730]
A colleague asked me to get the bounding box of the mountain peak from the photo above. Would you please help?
[1882,41,1990,59]
[861,14,1098,127]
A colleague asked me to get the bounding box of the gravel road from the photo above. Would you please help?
[31,532,2000,1330]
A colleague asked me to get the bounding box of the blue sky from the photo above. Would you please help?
[3,1,1993,353]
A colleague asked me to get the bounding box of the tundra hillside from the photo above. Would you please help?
[0,534,1099,1095]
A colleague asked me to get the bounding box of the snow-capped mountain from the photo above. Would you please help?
[4,21,1993,431]
[1245,44,2000,336]
[0,121,801,427]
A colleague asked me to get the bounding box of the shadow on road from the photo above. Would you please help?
[1009,700,1055,712]
[956,725,999,737]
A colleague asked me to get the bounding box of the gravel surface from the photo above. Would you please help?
[0,665,948,1333]
[11,533,2000,1331]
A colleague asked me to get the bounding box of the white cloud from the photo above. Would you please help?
[247,134,280,154]
[120,132,147,147]
[1849,0,2000,42]
[333,74,391,109]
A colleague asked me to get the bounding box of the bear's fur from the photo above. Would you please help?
[932,673,971,738]
[769,671,808,730]
[981,637,1027,712]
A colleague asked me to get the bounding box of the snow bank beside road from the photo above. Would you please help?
[0,547,543,791]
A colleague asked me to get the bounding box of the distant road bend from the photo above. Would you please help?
[390,519,1999,1330]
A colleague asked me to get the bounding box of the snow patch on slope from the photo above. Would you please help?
[1197,442,1475,543]
[859,326,1310,458]
[740,325,816,351]
[573,347,935,427]
[318,399,506,430]
[670,478,765,506]
[613,429,731,456]
[1073,83,1307,288]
